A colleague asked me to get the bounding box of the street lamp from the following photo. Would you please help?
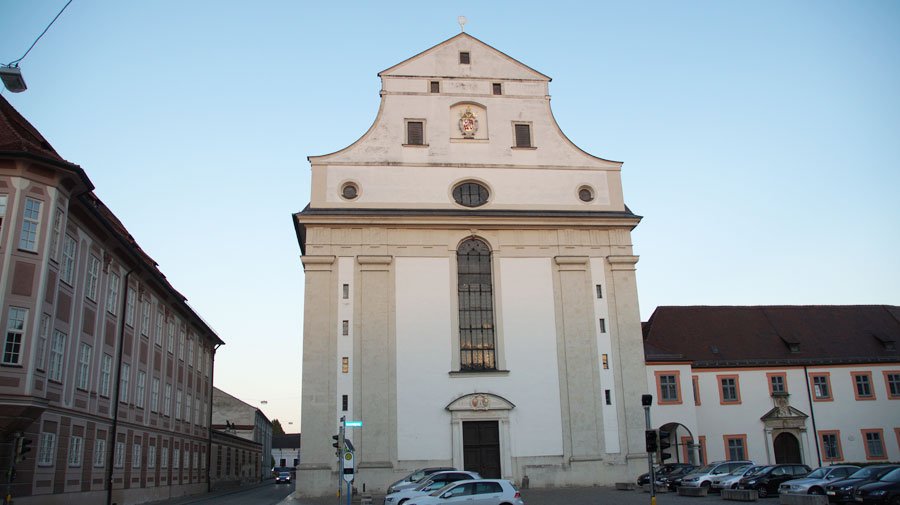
[642,394,656,505]
[0,66,26,93]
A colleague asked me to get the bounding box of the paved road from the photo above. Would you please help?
[278,487,779,505]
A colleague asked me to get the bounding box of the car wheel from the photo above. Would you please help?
[731,484,738,489]
[756,486,768,498]
[808,487,824,495]
[398,500,408,505]
[701,481,711,488]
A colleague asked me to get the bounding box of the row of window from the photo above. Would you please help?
[655,370,900,405]
[339,179,597,207]
[403,120,534,148]
[3,307,208,423]
[38,430,206,471]
[424,79,505,96]
[0,195,45,253]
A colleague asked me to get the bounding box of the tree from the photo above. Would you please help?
[272,418,285,435]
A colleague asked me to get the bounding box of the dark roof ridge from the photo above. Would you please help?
[0,95,68,163]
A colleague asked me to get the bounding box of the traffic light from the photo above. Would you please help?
[645,429,658,453]
[332,434,342,456]
[15,437,33,463]
[658,430,672,461]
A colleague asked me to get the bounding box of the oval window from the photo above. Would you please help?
[452,182,489,207]
[578,186,594,202]
[341,183,359,200]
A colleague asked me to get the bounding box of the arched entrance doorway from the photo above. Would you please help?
[773,432,802,463]
[446,393,515,480]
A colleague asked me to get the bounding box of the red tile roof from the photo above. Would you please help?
[643,305,900,367]
[0,95,70,165]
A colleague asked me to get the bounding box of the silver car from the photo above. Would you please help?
[384,471,481,505]
[680,460,755,488]
[387,467,456,494]
[406,479,524,505]
[778,465,859,495]
[711,465,764,491]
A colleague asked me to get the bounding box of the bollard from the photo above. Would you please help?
[521,475,529,489]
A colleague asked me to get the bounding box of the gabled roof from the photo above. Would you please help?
[272,433,301,449]
[379,32,550,81]
[643,305,900,367]
[0,95,72,165]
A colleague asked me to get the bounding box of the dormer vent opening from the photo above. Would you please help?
[873,333,896,351]
[459,51,470,64]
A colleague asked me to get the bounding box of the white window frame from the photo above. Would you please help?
[0,195,7,235]
[151,377,160,412]
[36,314,49,370]
[85,254,100,301]
[61,235,77,285]
[125,287,136,327]
[38,432,56,466]
[3,306,28,365]
[185,394,192,424]
[106,272,120,314]
[141,299,151,336]
[187,335,194,367]
[100,354,112,397]
[48,330,66,382]
[50,208,63,261]
[167,319,175,354]
[119,363,130,403]
[147,444,156,469]
[94,438,106,467]
[173,447,180,469]
[18,197,42,251]
[68,435,83,467]
[114,441,125,468]
[76,342,92,390]
[135,371,146,408]
[161,446,169,469]
[178,325,185,360]
[155,310,164,346]
[164,383,172,416]
[132,441,141,468]
[175,389,183,420]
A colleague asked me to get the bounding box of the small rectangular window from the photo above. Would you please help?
[342,320,349,336]
[342,394,348,411]
[514,123,532,148]
[601,353,608,369]
[492,83,502,95]
[342,357,349,373]
[342,284,349,300]
[430,81,440,93]
[599,318,606,333]
[596,284,603,298]
[406,120,425,146]
[459,52,470,64]
[604,389,611,405]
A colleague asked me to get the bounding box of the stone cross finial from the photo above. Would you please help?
[458,16,467,32]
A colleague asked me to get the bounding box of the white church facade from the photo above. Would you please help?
[292,33,649,496]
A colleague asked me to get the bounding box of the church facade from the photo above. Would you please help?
[293,33,648,495]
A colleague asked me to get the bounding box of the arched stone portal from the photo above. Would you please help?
[446,393,515,479]
[774,432,802,464]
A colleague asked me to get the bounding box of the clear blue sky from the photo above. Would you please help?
[3,1,898,429]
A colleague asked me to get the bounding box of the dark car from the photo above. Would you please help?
[825,465,900,503]
[636,463,694,486]
[854,467,900,504]
[658,464,697,491]
[275,471,292,484]
[737,464,811,498]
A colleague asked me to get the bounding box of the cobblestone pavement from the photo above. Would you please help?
[279,486,771,505]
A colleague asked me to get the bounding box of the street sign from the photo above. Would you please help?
[345,420,363,427]
[342,451,355,483]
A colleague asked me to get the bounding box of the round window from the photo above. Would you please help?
[452,182,489,207]
[578,186,594,202]
[341,183,359,200]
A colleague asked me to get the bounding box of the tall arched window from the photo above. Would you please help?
[457,238,495,371]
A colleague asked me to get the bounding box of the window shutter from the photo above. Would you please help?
[514,123,531,147]
[407,121,424,145]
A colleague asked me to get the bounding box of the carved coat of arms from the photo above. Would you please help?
[458,107,478,138]
[470,394,490,410]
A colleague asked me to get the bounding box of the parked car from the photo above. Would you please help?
[406,479,524,505]
[384,471,481,505]
[657,465,698,490]
[637,463,694,486]
[680,461,755,488]
[711,465,765,491]
[275,471,292,484]
[737,464,811,498]
[387,467,456,494]
[826,465,900,504]
[853,467,900,504]
[778,465,860,495]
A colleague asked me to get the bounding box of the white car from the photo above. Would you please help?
[710,465,764,491]
[778,465,859,495]
[680,461,755,488]
[406,479,524,505]
[387,467,456,494]
[384,471,481,505]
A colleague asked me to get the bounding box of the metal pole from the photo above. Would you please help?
[644,405,656,505]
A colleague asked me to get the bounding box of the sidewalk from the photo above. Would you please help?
[144,479,274,505]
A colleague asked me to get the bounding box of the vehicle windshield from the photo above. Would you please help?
[414,478,437,491]
[409,470,426,482]
[692,465,715,474]
[746,466,767,476]
[727,465,751,476]
[881,468,900,483]
[428,483,456,497]
[805,468,828,479]
[849,467,879,479]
